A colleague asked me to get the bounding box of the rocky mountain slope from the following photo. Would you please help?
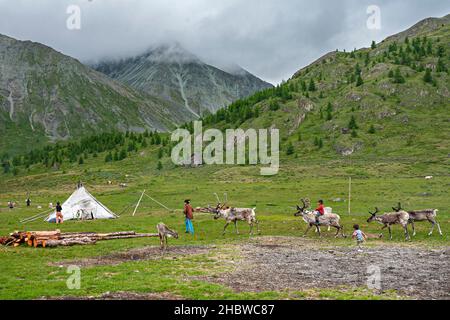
[0,35,204,154]
[93,43,273,118]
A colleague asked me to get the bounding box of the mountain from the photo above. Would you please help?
[92,43,273,119]
[201,14,450,160]
[0,34,183,155]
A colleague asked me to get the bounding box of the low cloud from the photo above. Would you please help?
[0,0,449,83]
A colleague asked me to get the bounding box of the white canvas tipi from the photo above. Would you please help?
[47,186,117,222]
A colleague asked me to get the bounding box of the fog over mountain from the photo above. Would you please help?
[1,0,449,83]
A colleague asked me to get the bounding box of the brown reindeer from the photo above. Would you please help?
[157,223,178,250]
[392,203,442,237]
[367,208,410,240]
[212,204,260,235]
[294,199,345,238]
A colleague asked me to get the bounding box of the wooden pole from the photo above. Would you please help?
[132,190,145,217]
[348,177,352,215]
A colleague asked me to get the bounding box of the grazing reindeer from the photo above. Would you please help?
[294,199,345,238]
[367,208,410,240]
[157,223,178,250]
[212,204,260,235]
[392,203,442,237]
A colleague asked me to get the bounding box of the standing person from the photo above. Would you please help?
[26,198,31,207]
[184,199,194,235]
[314,199,325,225]
[8,201,13,209]
[55,202,63,224]
[352,224,367,251]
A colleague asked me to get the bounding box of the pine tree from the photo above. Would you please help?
[119,149,127,160]
[436,58,447,73]
[2,160,11,174]
[314,137,319,146]
[351,130,358,138]
[308,78,316,91]
[393,67,405,84]
[354,63,361,76]
[157,161,163,170]
[326,102,333,113]
[318,138,323,149]
[349,115,359,130]
[356,75,364,87]
[286,142,294,156]
[423,68,433,83]
[436,45,445,57]
[368,125,376,134]
[371,41,376,50]
[78,156,84,165]
[301,80,307,91]
[158,148,164,159]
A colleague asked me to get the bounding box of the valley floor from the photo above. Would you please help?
[0,158,449,300]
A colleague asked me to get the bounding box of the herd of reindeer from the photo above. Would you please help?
[156,194,443,249]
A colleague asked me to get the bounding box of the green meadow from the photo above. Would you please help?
[0,145,448,300]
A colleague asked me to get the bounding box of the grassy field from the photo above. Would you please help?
[0,146,448,300]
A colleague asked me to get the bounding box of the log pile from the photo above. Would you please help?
[0,230,159,248]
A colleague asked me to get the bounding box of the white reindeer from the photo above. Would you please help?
[294,199,345,238]
[211,204,260,235]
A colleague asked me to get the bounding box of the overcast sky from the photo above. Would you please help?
[1,0,449,84]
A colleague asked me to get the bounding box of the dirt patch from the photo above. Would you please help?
[39,291,182,300]
[51,245,211,268]
[201,237,450,300]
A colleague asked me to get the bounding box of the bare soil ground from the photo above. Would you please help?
[49,238,449,299]
[51,245,212,267]
[201,237,450,300]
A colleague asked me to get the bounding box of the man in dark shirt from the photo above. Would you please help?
[56,202,63,224]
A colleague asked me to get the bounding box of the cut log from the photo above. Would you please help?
[97,233,159,240]
[30,230,61,237]
[45,238,97,248]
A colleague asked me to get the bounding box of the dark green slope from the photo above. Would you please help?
[200,14,450,162]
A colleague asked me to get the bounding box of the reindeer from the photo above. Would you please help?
[206,192,260,235]
[367,208,410,240]
[294,199,345,238]
[157,223,178,250]
[392,203,442,237]
[212,204,260,235]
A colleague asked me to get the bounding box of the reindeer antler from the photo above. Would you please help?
[392,202,402,212]
[369,207,379,215]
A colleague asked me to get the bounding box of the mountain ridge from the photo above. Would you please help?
[92,43,273,119]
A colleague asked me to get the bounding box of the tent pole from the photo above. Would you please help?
[144,193,172,212]
[133,190,146,217]
[20,209,54,223]
[348,177,352,215]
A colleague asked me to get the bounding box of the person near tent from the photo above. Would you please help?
[55,202,63,224]
[184,199,194,235]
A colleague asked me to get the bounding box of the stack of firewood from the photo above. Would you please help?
[0,230,158,248]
